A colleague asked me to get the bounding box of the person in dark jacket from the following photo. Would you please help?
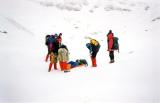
[107,30,115,63]
[45,35,54,62]
[48,38,60,71]
[86,38,100,67]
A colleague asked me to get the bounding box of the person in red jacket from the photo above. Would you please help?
[107,30,115,63]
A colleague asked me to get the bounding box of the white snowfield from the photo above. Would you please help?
[0,0,159,103]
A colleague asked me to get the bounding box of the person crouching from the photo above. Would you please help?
[58,44,70,73]
[86,38,100,67]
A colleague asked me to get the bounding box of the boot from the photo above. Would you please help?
[91,57,97,67]
[109,60,115,63]
[54,63,57,70]
[59,62,64,71]
[45,54,49,62]
[93,58,97,67]
[48,63,52,72]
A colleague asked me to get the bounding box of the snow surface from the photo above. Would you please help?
[0,0,160,103]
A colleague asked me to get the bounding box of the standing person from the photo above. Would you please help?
[48,35,60,72]
[86,38,100,67]
[58,44,70,73]
[45,35,54,62]
[107,30,115,63]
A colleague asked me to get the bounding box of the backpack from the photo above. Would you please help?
[45,35,50,45]
[113,37,119,50]
[45,35,56,46]
[90,39,99,46]
[86,42,100,54]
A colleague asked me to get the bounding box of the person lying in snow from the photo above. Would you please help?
[67,59,88,69]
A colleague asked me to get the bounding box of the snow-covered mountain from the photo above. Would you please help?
[0,0,160,103]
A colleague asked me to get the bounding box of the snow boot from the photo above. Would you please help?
[109,60,115,63]
[59,62,64,71]
[54,63,57,70]
[48,63,52,72]
[91,57,97,67]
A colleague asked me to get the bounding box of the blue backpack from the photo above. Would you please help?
[45,35,56,46]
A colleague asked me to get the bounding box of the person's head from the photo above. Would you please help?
[107,30,113,36]
[54,33,58,37]
[60,44,68,51]
[59,33,62,36]
[109,30,112,33]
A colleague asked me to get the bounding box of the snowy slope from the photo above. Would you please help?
[0,0,160,103]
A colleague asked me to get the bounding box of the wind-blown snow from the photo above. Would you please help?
[0,0,159,103]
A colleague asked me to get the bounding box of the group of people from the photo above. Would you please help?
[85,30,118,67]
[45,33,71,72]
[45,30,119,73]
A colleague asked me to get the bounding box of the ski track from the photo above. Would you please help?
[4,17,34,36]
